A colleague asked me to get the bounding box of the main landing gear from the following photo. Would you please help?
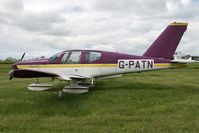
[27,78,96,97]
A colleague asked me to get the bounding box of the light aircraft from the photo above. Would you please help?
[9,22,188,96]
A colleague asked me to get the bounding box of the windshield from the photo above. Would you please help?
[49,52,62,63]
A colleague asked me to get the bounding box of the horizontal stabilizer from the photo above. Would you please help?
[171,59,199,63]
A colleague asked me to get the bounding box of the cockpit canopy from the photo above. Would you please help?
[48,50,102,64]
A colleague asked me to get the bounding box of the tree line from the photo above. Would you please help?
[0,56,46,64]
[0,57,18,64]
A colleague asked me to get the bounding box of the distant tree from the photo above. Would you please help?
[0,57,18,64]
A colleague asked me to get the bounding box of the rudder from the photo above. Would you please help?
[143,22,188,59]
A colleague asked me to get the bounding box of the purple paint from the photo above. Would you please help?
[10,69,56,78]
[143,24,187,59]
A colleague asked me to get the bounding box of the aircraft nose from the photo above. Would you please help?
[11,61,21,69]
[11,63,17,69]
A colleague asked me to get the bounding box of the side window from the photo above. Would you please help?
[61,51,81,64]
[86,52,101,62]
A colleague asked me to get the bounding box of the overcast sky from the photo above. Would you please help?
[0,0,198,59]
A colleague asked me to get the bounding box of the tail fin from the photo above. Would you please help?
[143,22,188,59]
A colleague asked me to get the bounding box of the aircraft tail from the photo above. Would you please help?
[143,22,188,59]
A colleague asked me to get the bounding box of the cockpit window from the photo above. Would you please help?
[61,52,70,64]
[86,52,101,62]
[49,52,62,63]
[61,51,81,64]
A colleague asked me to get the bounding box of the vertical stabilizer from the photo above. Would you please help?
[143,22,188,59]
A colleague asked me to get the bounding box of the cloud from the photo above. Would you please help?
[94,0,167,17]
[16,12,65,32]
[0,0,198,59]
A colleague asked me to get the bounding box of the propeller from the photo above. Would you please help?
[9,53,25,80]
[20,52,26,61]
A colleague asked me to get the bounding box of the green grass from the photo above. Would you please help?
[0,63,199,133]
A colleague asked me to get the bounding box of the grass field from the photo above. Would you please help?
[0,63,199,133]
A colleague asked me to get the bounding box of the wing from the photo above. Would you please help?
[11,69,89,81]
[10,69,57,79]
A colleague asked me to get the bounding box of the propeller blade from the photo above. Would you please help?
[20,52,26,61]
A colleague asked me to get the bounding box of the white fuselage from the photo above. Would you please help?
[16,59,184,79]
